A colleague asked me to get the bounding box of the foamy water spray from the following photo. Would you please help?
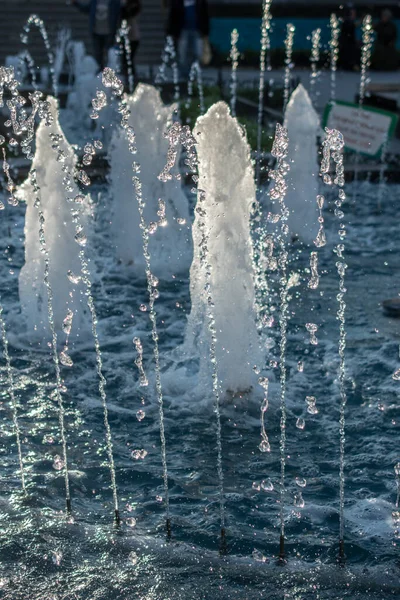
[283,24,295,113]
[321,127,347,564]
[269,123,290,561]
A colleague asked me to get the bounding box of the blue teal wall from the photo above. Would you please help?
[209,17,400,53]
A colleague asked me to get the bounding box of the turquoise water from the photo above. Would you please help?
[0,178,400,598]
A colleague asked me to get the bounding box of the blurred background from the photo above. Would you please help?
[2,0,400,71]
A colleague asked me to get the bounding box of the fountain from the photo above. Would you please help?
[282,84,320,245]
[184,101,263,394]
[109,83,192,277]
[1,10,400,600]
[18,96,90,339]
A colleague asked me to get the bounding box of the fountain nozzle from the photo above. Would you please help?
[219,528,227,556]
[166,518,172,539]
[114,509,121,527]
[278,534,286,565]
[66,498,72,514]
[338,539,346,567]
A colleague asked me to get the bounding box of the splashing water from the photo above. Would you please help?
[283,85,320,245]
[2,148,18,207]
[39,93,121,523]
[187,102,262,393]
[18,49,37,89]
[258,377,270,453]
[116,19,134,93]
[28,165,76,509]
[21,14,57,96]
[305,322,318,346]
[186,61,205,119]
[353,15,374,200]
[308,251,319,289]
[269,122,290,559]
[329,14,340,102]
[0,301,27,494]
[229,29,240,118]
[108,74,173,534]
[256,0,273,185]
[309,28,321,105]
[314,194,326,248]
[133,337,148,387]
[283,24,296,113]
[109,84,192,277]
[322,126,347,561]
[156,36,180,120]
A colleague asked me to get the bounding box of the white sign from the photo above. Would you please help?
[323,101,396,157]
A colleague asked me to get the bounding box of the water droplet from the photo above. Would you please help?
[52,455,65,470]
[296,417,305,430]
[295,477,307,488]
[252,481,261,491]
[392,368,400,381]
[126,517,137,528]
[52,551,62,566]
[297,361,304,372]
[148,222,158,235]
[156,495,163,503]
[139,304,147,312]
[136,410,145,421]
[74,229,87,247]
[131,449,148,460]
[252,548,267,563]
[261,479,274,492]
[67,270,81,284]
[259,439,271,453]
[62,309,74,335]
[128,551,138,565]
[294,491,305,508]
[60,351,73,367]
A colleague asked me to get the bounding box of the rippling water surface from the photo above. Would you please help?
[0,180,399,599]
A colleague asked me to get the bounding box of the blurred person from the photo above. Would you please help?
[71,0,121,71]
[372,9,398,70]
[121,0,141,80]
[166,0,210,77]
[338,5,360,71]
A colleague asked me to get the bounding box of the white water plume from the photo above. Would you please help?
[185,102,262,394]
[109,83,192,278]
[283,84,320,245]
[18,96,90,339]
